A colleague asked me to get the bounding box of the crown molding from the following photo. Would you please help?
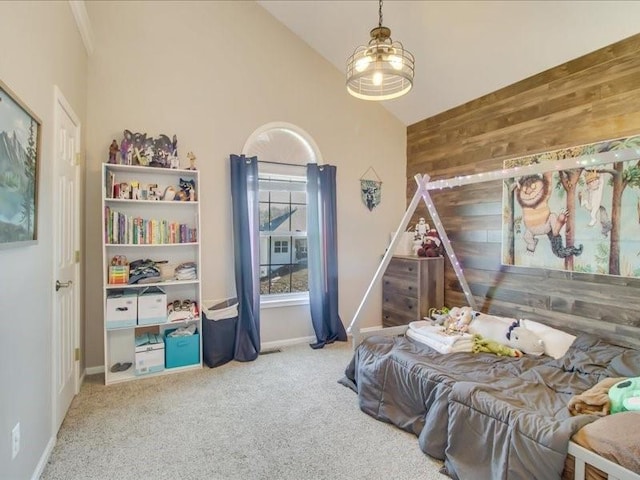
[68,0,94,56]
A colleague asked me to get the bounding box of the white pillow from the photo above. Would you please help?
[520,319,576,359]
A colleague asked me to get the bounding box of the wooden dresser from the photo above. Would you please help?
[382,255,444,327]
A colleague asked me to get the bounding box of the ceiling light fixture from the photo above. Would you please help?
[346,0,415,101]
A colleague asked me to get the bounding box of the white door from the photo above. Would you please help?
[53,87,81,433]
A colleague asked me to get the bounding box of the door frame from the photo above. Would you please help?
[51,85,82,434]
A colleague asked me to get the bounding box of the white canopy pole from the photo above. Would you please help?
[417,175,477,310]
[347,175,429,338]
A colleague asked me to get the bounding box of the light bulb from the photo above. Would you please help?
[388,54,403,70]
[372,71,383,86]
[355,56,371,72]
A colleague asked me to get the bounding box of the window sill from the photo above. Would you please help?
[260,293,309,309]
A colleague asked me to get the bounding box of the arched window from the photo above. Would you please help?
[243,123,321,298]
[242,122,321,165]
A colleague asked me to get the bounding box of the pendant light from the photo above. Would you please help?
[346,0,415,101]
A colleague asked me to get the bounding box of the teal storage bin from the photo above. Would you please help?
[164,328,200,368]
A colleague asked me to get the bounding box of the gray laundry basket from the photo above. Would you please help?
[202,298,238,368]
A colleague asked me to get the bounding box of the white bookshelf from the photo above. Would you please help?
[101,163,202,385]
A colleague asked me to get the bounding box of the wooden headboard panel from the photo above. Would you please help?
[406,33,640,349]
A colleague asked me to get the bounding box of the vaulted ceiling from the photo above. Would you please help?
[258,1,640,126]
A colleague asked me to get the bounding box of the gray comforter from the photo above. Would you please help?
[341,333,640,480]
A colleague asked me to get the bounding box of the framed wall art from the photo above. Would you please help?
[502,135,640,277]
[0,79,41,247]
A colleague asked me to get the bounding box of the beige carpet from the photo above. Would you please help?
[41,341,445,480]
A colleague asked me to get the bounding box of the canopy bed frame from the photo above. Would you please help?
[347,145,640,345]
[345,146,640,480]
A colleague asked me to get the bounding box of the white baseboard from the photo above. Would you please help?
[261,328,383,351]
[351,325,384,335]
[261,335,316,351]
[31,435,56,480]
[85,365,104,375]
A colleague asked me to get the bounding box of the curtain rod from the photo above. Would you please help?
[258,160,308,169]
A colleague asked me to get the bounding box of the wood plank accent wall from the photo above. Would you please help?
[406,33,640,349]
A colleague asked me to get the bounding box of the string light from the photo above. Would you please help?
[425,147,638,190]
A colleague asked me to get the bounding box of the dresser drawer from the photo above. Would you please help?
[382,294,419,317]
[382,308,415,327]
[380,256,444,328]
[385,257,420,281]
[382,275,419,298]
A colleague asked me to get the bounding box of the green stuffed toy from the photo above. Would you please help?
[609,377,640,413]
[472,334,522,357]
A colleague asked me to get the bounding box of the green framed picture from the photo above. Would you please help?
[0,79,41,247]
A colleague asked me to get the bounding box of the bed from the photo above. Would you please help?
[345,153,640,479]
[340,332,640,479]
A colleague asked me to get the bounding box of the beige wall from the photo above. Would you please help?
[0,2,87,478]
[84,1,407,367]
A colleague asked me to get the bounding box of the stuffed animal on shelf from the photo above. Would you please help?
[506,320,545,356]
[443,306,475,334]
[175,178,196,201]
[472,334,522,357]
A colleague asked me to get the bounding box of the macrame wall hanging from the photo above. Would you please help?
[360,166,382,211]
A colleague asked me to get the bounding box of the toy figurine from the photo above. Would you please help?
[187,151,197,170]
[120,130,133,165]
[108,140,119,164]
[415,217,429,240]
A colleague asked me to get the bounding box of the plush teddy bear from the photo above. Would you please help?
[418,228,444,257]
[472,334,522,357]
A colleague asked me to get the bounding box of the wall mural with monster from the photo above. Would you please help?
[502,134,640,277]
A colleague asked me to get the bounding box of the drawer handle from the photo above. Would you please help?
[116,307,129,312]
[408,267,413,272]
[407,286,413,291]
[407,305,413,310]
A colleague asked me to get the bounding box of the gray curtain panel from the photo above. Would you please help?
[230,154,261,361]
[306,163,347,349]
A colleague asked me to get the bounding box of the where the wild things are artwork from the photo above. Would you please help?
[0,80,41,246]
[502,135,640,277]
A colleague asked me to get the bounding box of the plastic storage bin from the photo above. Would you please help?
[164,328,200,368]
[202,298,238,368]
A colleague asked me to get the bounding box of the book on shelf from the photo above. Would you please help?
[104,207,197,244]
